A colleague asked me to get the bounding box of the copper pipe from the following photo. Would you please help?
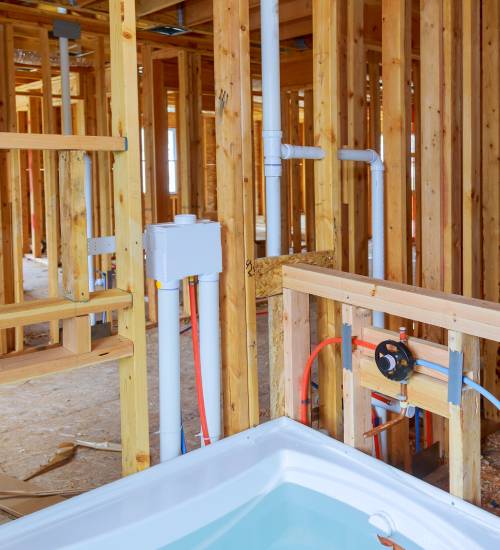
[364,410,406,438]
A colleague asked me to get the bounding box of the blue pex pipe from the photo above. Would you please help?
[414,408,421,454]
[415,359,500,410]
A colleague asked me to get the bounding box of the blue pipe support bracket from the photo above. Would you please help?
[341,323,352,371]
[447,350,464,406]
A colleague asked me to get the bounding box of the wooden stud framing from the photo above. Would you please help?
[109,0,150,474]
[283,264,500,342]
[382,0,412,289]
[178,50,192,215]
[152,60,171,222]
[213,0,259,434]
[95,36,113,272]
[283,287,310,421]
[342,304,372,453]
[303,89,315,251]
[289,91,301,253]
[462,0,481,299]
[313,0,344,438]
[346,0,368,276]
[141,44,158,324]
[40,27,60,344]
[28,97,43,259]
[0,132,126,152]
[481,0,500,421]
[59,151,89,302]
[448,330,481,505]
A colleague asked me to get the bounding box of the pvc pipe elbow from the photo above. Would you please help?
[337,148,384,171]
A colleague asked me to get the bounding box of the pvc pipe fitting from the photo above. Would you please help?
[281,144,325,160]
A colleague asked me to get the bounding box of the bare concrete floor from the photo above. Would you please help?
[0,258,498,523]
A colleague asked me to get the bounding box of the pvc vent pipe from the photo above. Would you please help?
[260,0,324,258]
[337,148,385,328]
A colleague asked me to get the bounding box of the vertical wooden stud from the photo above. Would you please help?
[40,27,60,344]
[213,0,259,434]
[342,304,372,453]
[346,0,368,276]
[462,0,481,299]
[283,288,310,422]
[482,0,500,421]
[313,0,344,438]
[303,89,315,251]
[448,330,481,505]
[109,0,150,474]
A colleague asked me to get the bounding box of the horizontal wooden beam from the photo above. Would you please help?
[136,0,182,17]
[283,264,500,341]
[0,289,132,330]
[0,132,126,151]
[360,356,449,418]
[0,335,133,385]
[254,250,334,298]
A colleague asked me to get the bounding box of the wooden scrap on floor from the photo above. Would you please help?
[0,473,65,518]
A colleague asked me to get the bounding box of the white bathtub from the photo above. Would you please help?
[0,418,498,549]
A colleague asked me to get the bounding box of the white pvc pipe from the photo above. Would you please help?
[261,0,282,257]
[158,281,181,462]
[281,144,325,160]
[337,148,385,328]
[372,397,415,418]
[84,154,96,326]
[198,273,221,444]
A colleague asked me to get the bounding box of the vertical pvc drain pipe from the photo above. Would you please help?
[198,273,221,444]
[158,280,181,462]
[337,149,385,328]
[261,0,282,257]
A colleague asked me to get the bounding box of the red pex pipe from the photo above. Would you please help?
[299,336,387,426]
[188,281,211,446]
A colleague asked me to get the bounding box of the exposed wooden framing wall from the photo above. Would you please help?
[95,36,113,271]
[0,24,15,353]
[4,23,23,352]
[213,0,259,434]
[313,0,345,438]
[303,89,315,251]
[178,50,192,214]
[482,0,500,421]
[141,44,158,324]
[461,0,481,300]
[289,90,301,253]
[40,27,60,344]
[381,0,412,469]
[346,0,368,276]
[28,96,43,259]
[153,60,171,222]
[109,0,150,474]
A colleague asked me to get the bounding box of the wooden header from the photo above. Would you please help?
[283,264,500,341]
[0,132,127,152]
